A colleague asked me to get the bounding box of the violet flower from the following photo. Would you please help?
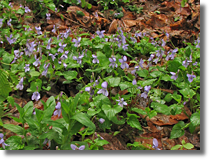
[25,40,36,56]
[46,13,51,20]
[187,74,196,83]
[53,102,61,117]
[148,54,155,62]
[0,19,3,28]
[99,118,105,124]
[92,54,99,64]
[46,38,52,50]
[58,42,67,53]
[52,25,57,33]
[35,26,42,35]
[122,44,129,51]
[49,53,57,61]
[7,19,12,27]
[119,56,129,69]
[96,30,105,38]
[6,34,16,44]
[139,58,145,69]
[42,63,50,77]
[0,133,9,149]
[97,81,109,97]
[63,28,71,39]
[16,77,24,90]
[116,98,127,108]
[31,91,41,101]
[33,55,41,67]
[170,70,179,80]
[70,144,85,150]
[72,37,81,47]
[24,64,30,72]
[135,32,142,38]
[25,6,31,13]
[73,53,84,65]
[109,56,118,68]
[152,138,160,150]
[132,78,137,85]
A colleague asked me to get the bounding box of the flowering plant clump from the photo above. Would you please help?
[0,0,200,151]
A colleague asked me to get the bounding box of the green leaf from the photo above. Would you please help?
[29,70,40,77]
[111,116,125,125]
[23,101,33,118]
[104,76,120,87]
[46,3,56,11]
[167,60,182,72]
[183,143,194,150]
[170,121,185,139]
[127,114,142,130]
[69,121,84,137]
[102,105,123,120]
[87,108,101,117]
[71,112,96,130]
[76,11,85,17]
[94,139,109,146]
[5,136,24,150]
[91,95,111,107]
[35,108,44,123]
[16,8,25,15]
[119,82,133,90]
[169,104,184,115]
[0,70,12,102]
[63,70,78,81]
[136,69,149,78]
[190,112,200,126]
[164,93,172,102]
[179,88,196,99]
[43,96,56,119]
[170,144,182,150]
[150,71,162,78]
[3,124,24,135]
[131,108,147,115]
[151,102,171,115]
[141,79,156,86]
[7,96,14,107]
[171,93,182,103]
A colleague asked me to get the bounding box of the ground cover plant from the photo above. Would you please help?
[0,0,200,150]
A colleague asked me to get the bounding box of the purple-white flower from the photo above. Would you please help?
[97,81,109,97]
[77,0,81,4]
[35,26,42,35]
[24,64,30,72]
[33,55,41,67]
[58,42,67,53]
[25,6,31,13]
[46,38,52,50]
[25,40,36,56]
[135,32,142,38]
[70,144,85,150]
[63,28,71,39]
[0,133,9,149]
[99,118,105,124]
[139,58,145,69]
[116,98,127,107]
[0,19,3,28]
[96,30,105,38]
[7,19,12,27]
[144,85,151,92]
[161,39,166,47]
[49,53,57,61]
[132,79,137,85]
[187,74,196,83]
[46,13,51,20]
[119,56,129,69]
[42,63,50,77]
[72,37,81,47]
[170,70,179,80]
[130,37,137,43]
[6,34,16,44]
[148,54,155,62]
[32,91,41,101]
[92,54,99,64]
[109,56,118,68]
[43,138,51,148]
[182,59,189,68]
[16,77,24,90]
[54,102,61,117]
[73,53,84,65]
[153,58,159,64]
[52,25,57,34]
[152,138,160,150]
[122,44,129,51]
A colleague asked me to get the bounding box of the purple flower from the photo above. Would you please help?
[73,53,84,65]
[97,81,108,96]
[170,72,178,80]
[43,138,51,148]
[49,53,57,61]
[25,40,36,56]
[46,38,52,50]
[77,0,81,4]
[70,144,85,150]
[148,54,155,62]
[96,30,105,38]
[52,25,58,33]
[144,85,151,92]
[58,42,67,53]
[7,19,12,27]
[193,62,198,66]
[35,26,42,35]
[152,138,160,150]
[119,56,129,69]
[54,102,61,117]
[153,58,159,64]
[135,32,142,38]
[187,74,196,83]
[130,37,137,43]
[109,56,118,68]
[46,13,51,20]
[139,58,145,69]
[141,92,148,99]
[16,77,24,90]
[32,91,41,101]
[116,98,127,107]
[72,37,81,47]
[6,34,16,44]
[24,64,30,72]
[132,79,137,85]
[33,55,41,67]
[156,49,164,59]
[42,63,50,77]
[0,134,9,149]
[92,54,99,64]
[0,18,3,28]
[99,118,105,124]
[63,28,71,39]
[85,87,94,96]
[122,44,129,51]
[161,39,166,47]
[182,59,189,68]
[25,6,31,13]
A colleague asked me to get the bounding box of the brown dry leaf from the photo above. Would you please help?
[175,7,191,16]
[146,14,170,28]
[170,17,186,30]
[150,114,179,126]
[161,137,176,150]
[108,19,118,33]
[122,20,138,28]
